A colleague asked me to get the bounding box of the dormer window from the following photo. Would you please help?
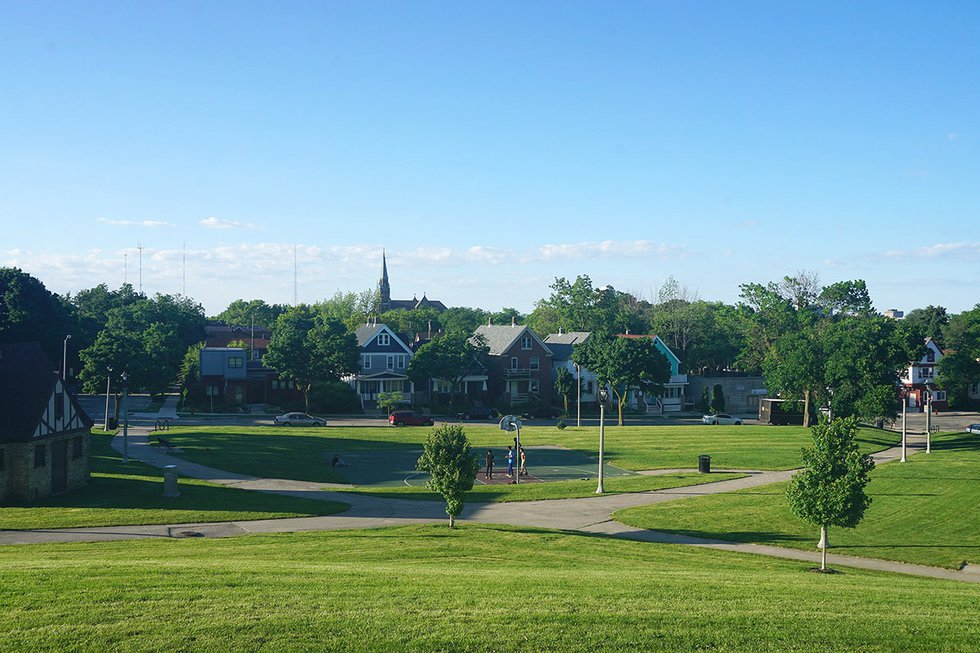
[925,349,935,363]
[521,336,532,350]
[378,333,390,347]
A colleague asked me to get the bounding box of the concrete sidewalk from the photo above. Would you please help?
[3,429,975,584]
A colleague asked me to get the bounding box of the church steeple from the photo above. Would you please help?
[379,250,391,311]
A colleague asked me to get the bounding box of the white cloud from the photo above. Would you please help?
[200,216,256,230]
[538,240,689,260]
[883,242,980,260]
[97,218,173,227]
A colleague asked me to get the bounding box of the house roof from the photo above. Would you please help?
[355,323,412,352]
[543,332,590,362]
[472,324,553,357]
[0,342,91,442]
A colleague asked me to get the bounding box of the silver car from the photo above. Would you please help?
[274,412,325,427]
[966,424,980,435]
[702,413,743,425]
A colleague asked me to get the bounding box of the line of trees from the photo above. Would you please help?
[3,266,978,416]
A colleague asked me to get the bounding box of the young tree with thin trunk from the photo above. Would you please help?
[554,366,574,415]
[786,417,875,572]
[416,424,479,527]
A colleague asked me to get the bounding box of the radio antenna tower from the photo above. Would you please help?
[138,241,144,294]
[293,245,298,305]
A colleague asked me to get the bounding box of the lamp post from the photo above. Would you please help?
[62,334,72,380]
[901,386,908,463]
[576,363,581,428]
[596,386,608,494]
[925,382,934,454]
[121,370,130,464]
[103,366,113,431]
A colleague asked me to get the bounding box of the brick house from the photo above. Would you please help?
[900,337,949,411]
[1,342,93,503]
[472,323,554,407]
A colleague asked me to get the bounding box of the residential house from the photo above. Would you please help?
[205,324,272,363]
[0,342,93,503]
[544,331,598,408]
[199,347,250,407]
[350,322,415,408]
[617,334,689,413]
[472,323,553,407]
[900,337,948,411]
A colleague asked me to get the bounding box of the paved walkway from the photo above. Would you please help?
[3,413,976,584]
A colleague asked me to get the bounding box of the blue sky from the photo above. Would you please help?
[2,1,978,315]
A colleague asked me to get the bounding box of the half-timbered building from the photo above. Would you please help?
[0,342,93,503]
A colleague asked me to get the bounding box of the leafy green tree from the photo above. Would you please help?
[316,290,379,332]
[554,366,574,414]
[440,306,490,335]
[376,391,404,414]
[818,280,874,316]
[179,342,205,390]
[68,282,144,350]
[378,306,443,339]
[528,275,633,336]
[0,267,74,362]
[264,306,359,411]
[573,334,671,426]
[408,332,489,406]
[416,424,480,527]
[903,305,949,348]
[213,299,288,328]
[938,304,980,407]
[786,417,875,572]
[710,384,726,413]
[763,326,823,426]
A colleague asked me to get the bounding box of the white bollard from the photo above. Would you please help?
[163,464,180,498]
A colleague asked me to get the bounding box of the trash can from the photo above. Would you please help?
[698,455,711,474]
[107,417,118,430]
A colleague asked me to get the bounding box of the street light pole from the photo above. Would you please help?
[122,371,130,464]
[103,366,113,431]
[597,387,607,494]
[62,334,72,380]
[901,388,908,463]
[576,364,581,428]
[925,384,933,454]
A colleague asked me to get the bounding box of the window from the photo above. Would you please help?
[55,392,64,422]
[529,379,539,393]
[72,436,83,459]
[511,357,519,370]
[378,333,390,346]
[364,355,372,370]
[228,356,244,369]
[387,355,395,370]
[920,366,934,379]
[252,349,260,360]
[529,356,540,371]
[521,336,532,350]
[397,355,406,369]
[925,349,935,363]
[934,390,947,401]
[34,444,46,468]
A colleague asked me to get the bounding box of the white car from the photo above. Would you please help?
[702,413,743,425]
[274,412,325,427]
[965,424,980,435]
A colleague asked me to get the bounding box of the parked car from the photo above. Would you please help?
[966,424,980,435]
[521,406,563,420]
[274,412,325,427]
[457,408,500,421]
[702,413,743,425]
[389,410,435,427]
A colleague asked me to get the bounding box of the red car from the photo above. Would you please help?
[389,410,435,427]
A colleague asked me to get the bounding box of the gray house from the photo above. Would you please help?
[349,322,415,407]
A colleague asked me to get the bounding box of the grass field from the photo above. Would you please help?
[615,431,980,569]
[160,422,899,485]
[0,431,348,530]
[0,524,977,652]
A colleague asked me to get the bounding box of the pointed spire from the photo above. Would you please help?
[379,249,391,311]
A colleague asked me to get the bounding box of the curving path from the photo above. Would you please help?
[2,420,976,584]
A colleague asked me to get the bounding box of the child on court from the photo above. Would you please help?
[485,448,494,479]
[505,446,514,478]
[519,446,527,476]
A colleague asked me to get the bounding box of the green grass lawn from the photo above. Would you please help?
[0,431,348,530]
[159,422,899,485]
[0,525,977,652]
[615,431,980,570]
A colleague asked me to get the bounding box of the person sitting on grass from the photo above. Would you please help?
[331,454,350,468]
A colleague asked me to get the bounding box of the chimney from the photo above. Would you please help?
[626,328,630,335]
[488,317,492,326]
[511,316,516,327]
[558,327,563,335]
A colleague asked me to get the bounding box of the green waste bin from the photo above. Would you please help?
[698,455,711,473]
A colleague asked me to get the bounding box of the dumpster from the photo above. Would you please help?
[698,454,711,473]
